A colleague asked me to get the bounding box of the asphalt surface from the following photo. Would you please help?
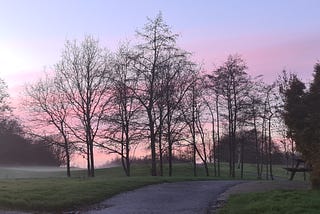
[83,180,242,214]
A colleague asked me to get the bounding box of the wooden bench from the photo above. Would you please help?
[283,158,312,180]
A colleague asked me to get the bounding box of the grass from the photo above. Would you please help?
[0,163,220,212]
[0,176,208,212]
[0,163,310,212]
[218,190,320,214]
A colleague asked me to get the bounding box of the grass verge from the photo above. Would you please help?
[218,189,320,214]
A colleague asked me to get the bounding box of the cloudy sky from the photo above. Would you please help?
[1,0,319,97]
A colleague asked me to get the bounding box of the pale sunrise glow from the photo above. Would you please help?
[0,43,31,75]
[1,1,319,88]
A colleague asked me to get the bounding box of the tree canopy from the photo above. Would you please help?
[283,63,320,189]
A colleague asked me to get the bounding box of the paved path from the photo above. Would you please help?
[82,180,242,214]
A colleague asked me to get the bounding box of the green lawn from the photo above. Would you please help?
[0,163,220,212]
[0,176,212,212]
[219,190,320,214]
[0,163,310,212]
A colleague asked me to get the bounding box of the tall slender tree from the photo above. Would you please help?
[25,75,74,177]
[55,36,112,177]
[212,55,250,177]
[101,45,141,176]
[132,13,192,176]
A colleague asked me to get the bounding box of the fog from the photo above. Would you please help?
[0,166,82,179]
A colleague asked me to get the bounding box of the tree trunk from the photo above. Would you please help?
[65,145,71,177]
[216,96,221,176]
[193,137,197,177]
[148,109,157,176]
[158,109,164,176]
[311,160,320,189]
[253,114,261,179]
[61,125,71,178]
[90,141,95,177]
[86,142,91,177]
[204,161,209,176]
[167,105,173,176]
[125,127,131,176]
[192,85,197,177]
[228,98,233,177]
[264,122,268,180]
[121,155,127,176]
[240,137,244,179]
[260,121,265,177]
[268,117,274,180]
[212,118,217,177]
[237,142,241,169]
[232,80,237,178]
[291,138,295,169]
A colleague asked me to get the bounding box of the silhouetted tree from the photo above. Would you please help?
[132,13,193,176]
[284,63,320,189]
[25,75,75,177]
[160,50,194,176]
[54,36,112,177]
[212,55,250,178]
[101,44,142,176]
[242,79,265,179]
[278,70,297,168]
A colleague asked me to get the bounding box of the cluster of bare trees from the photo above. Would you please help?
[195,55,282,179]
[25,14,288,178]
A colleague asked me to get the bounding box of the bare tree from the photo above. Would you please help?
[25,75,74,177]
[181,72,211,176]
[161,53,194,176]
[242,78,265,179]
[182,73,198,176]
[101,45,142,176]
[194,99,211,176]
[203,93,219,176]
[212,55,250,178]
[263,83,278,180]
[132,13,192,176]
[54,36,112,177]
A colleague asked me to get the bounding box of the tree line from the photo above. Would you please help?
[22,13,318,189]
[0,79,62,166]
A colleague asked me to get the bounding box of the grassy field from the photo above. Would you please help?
[0,163,310,212]
[218,190,320,214]
[0,162,308,180]
[0,164,219,212]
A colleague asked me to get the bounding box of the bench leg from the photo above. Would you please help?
[289,161,301,180]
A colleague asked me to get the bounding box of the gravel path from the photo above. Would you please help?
[82,180,243,214]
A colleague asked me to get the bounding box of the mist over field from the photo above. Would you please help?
[0,166,82,179]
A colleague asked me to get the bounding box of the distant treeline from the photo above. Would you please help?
[0,118,62,166]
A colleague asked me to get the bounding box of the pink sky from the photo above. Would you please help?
[1,1,319,98]
[1,0,319,167]
[180,30,320,83]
